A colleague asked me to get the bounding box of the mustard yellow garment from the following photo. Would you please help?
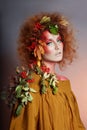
[9,73,85,130]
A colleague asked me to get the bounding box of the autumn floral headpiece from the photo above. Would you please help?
[27,16,68,66]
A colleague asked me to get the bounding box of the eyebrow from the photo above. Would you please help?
[47,36,60,41]
[48,38,53,41]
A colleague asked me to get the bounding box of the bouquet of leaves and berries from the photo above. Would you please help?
[5,66,37,116]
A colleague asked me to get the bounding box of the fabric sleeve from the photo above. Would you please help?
[65,89,86,130]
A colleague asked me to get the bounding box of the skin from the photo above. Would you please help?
[41,30,67,80]
[42,30,63,62]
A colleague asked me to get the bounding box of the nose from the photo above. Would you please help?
[55,43,59,50]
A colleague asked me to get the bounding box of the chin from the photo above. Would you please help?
[43,55,63,62]
[45,58,63,63]
[52,59,62,62]
[50,57,63,62]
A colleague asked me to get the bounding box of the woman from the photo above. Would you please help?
[9,12,85,130]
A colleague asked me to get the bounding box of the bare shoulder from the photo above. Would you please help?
[56,75,68,81]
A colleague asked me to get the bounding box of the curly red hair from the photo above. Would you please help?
[17,12,77,69]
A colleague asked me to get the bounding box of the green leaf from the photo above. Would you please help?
[50,28,58,35]
[15,85,22,92]
[21,97,28,103]
[29,88,37,93]
[15,104,23,116]
[35,66,42,74]
[24,92,29,96]
[22,86,29,91]
[15,85,22,98]
[19,77,22,82]
[49,25,58,35]
[41,85,47,94]
[20,94,25,98]
[27,94,33,102]
[52,87,58,94]
[24,82,29,87]
[20,79,26,85]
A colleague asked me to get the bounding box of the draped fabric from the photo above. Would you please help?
[9,73,85,130]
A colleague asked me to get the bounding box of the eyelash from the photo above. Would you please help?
[57,39,61,43]
[46,40,62,45]
[46,42,53,45]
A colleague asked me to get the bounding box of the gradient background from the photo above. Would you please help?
[0,0,87,129]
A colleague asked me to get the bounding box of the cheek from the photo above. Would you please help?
[43,46,53,54]
[60,43,64,50]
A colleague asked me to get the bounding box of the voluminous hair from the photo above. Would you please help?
[18,12,77,69]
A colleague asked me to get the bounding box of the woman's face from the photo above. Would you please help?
[41,30,63,62]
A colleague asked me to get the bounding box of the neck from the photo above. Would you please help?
[42,60,56,74]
